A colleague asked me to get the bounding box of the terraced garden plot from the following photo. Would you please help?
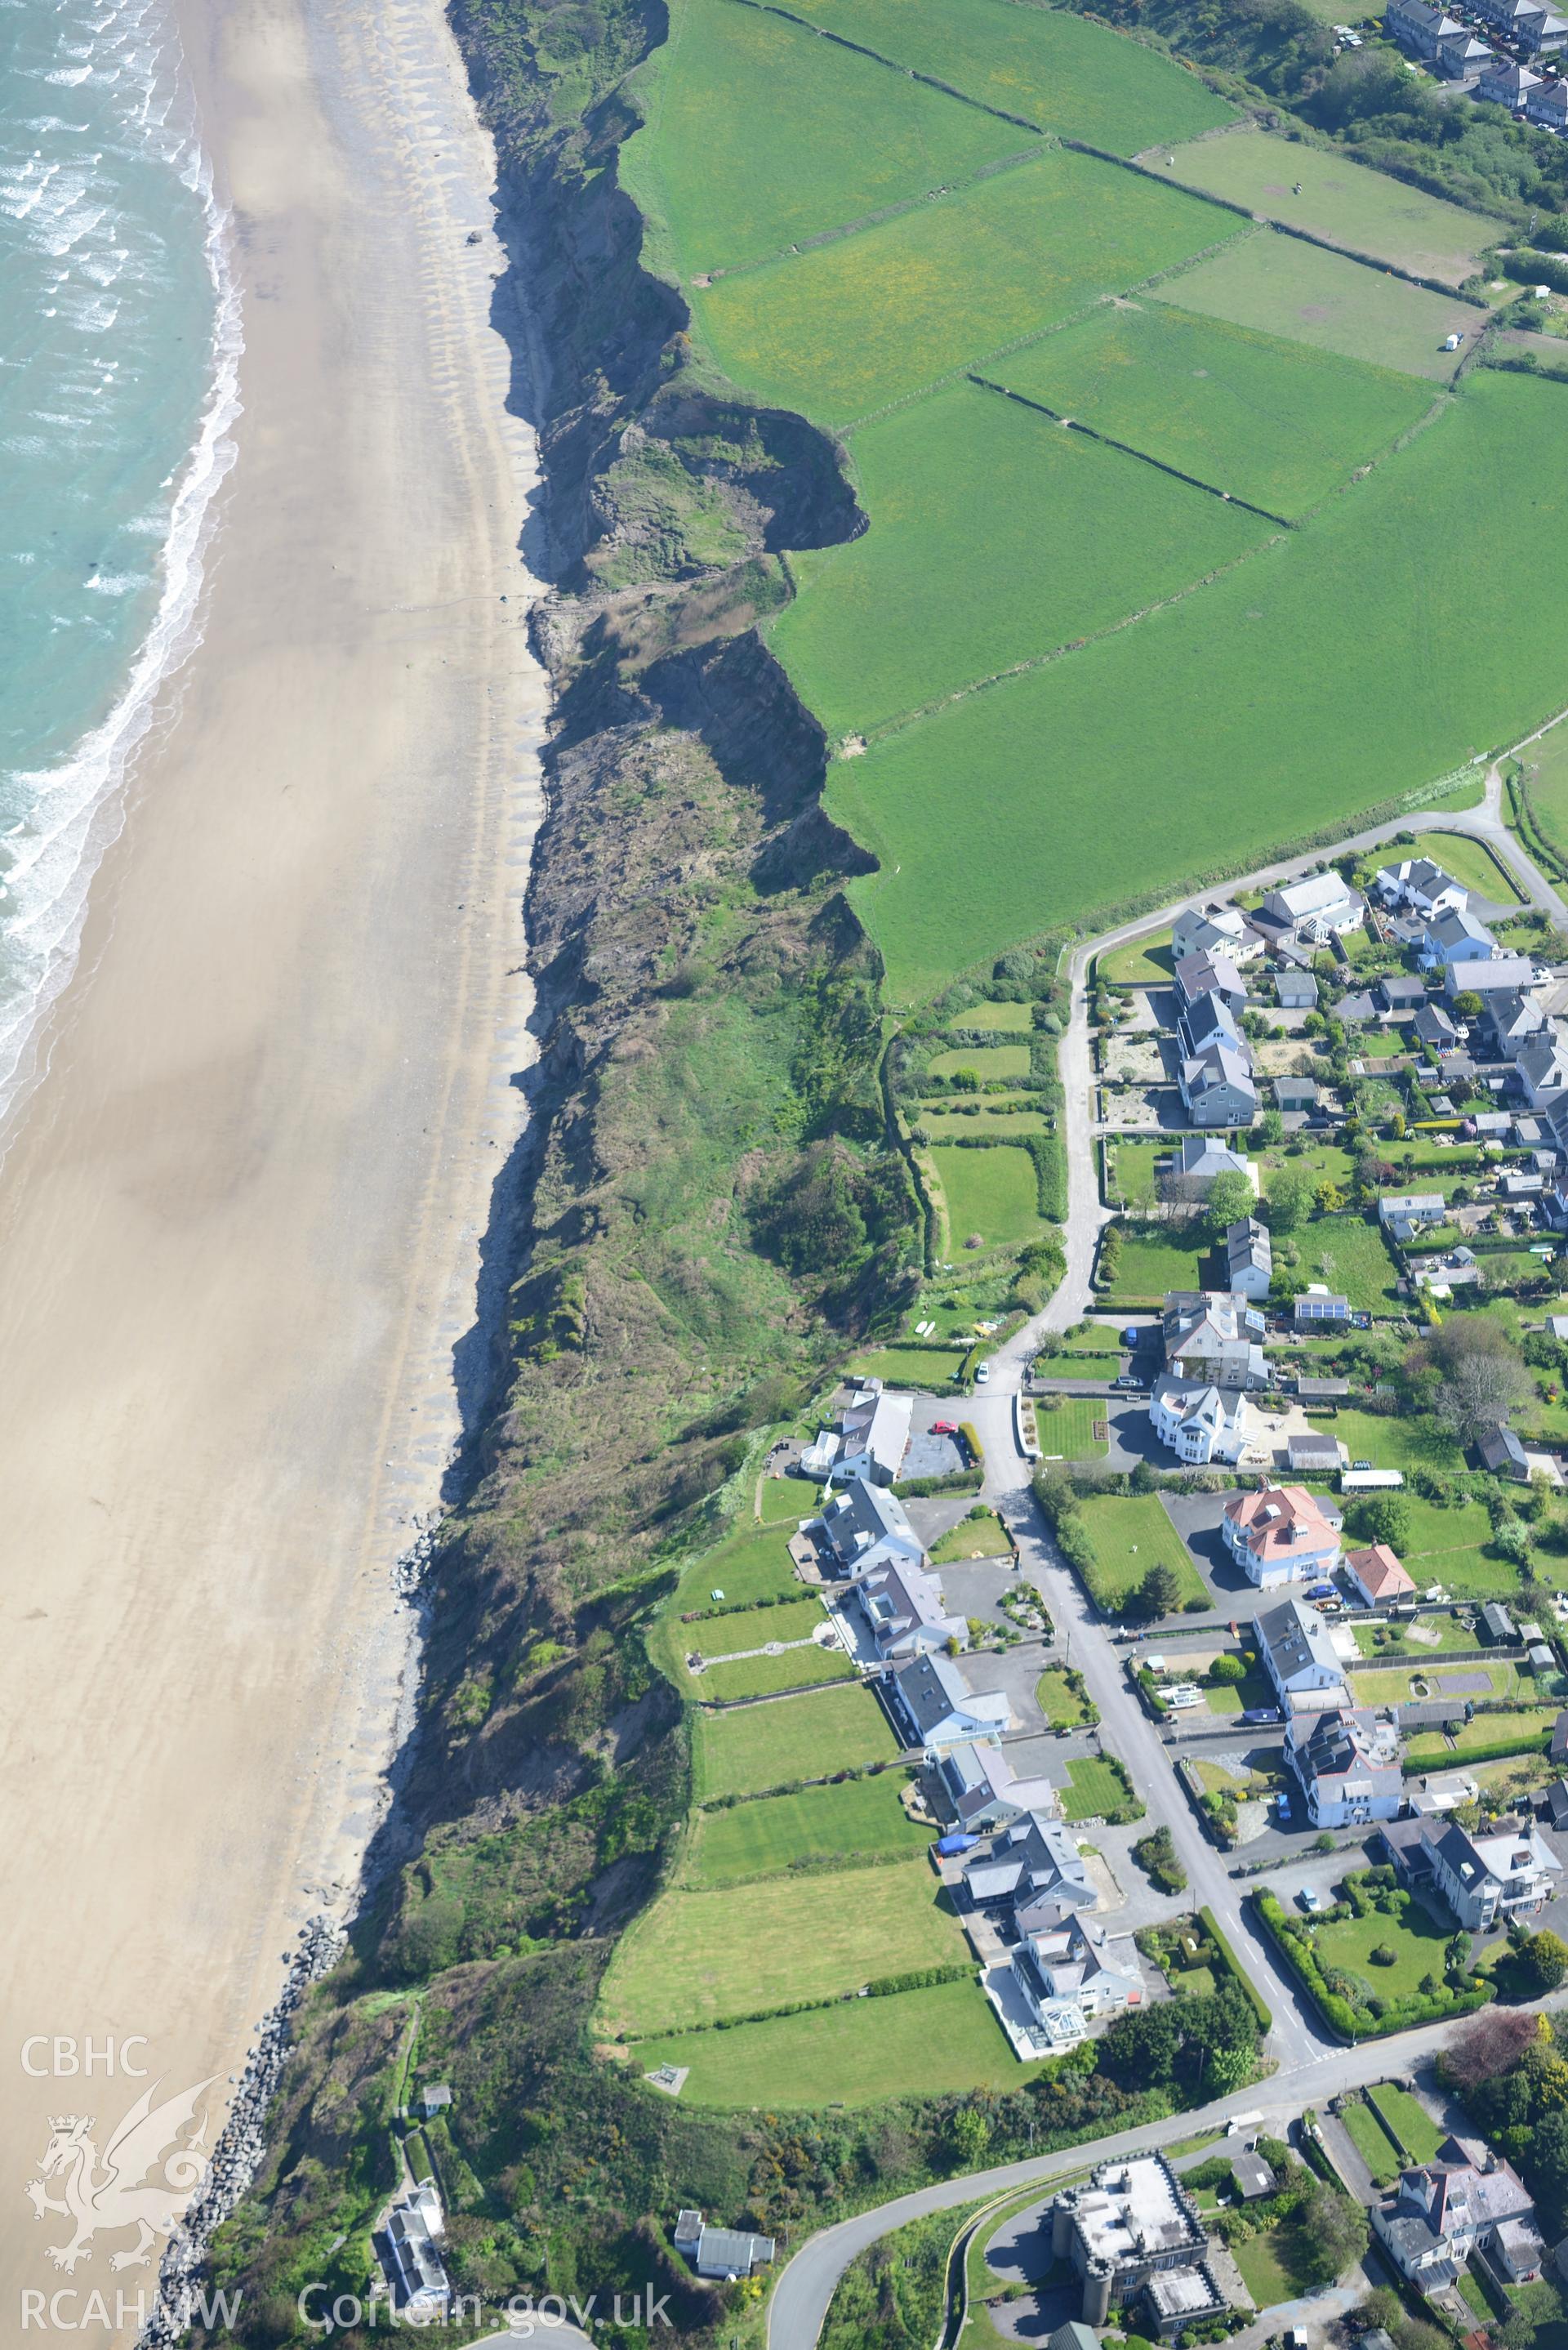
[691,148,1241,426]
[1160,229,1478,381]
[1161,126,1499,286]
[930,1143,1048,1251]
[633,1976,1028,2105]
[1074,1493,1208,1612]
[774,381,1269,737]
[693,1681,896,1802]
[598,1855,964,2035]
[929,1042,1031,1081]
[989,300,1432,519]
[832,372,1568,998]
[782,0,1235,152]
[619,0,1034,279]
[683,1771,929,1885]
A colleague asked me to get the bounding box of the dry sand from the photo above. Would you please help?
[0,0,544,2332]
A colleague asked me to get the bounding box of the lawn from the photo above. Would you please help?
[848,1344,967,1387]
[930,1143,1048,1251]
[1032,1342,1120,1380]
[619,0,1035,279]
[1058,1755,1141,1822]
[693,1681,897,1802]
[1517,718,1568,860]
[1161,229,1478,381]
[1032,1395,1110,1460]
[782,0,1236,152]
[684,1771,930,1886]
[1073,1493,1209,1613]
[1100,931,1175,986]
[1101,1230,1205,1304]
[598,1856,965,2035]
[1368,2080,1446,2163]
[1103,1139,1165,1212]
[1204,1666,1274,1717]
[691,148,1241,426]
[1352,1660,1525,1706]
[931,1509,1013,1562]
[1310,1881,1454,1997]
[632,1976,1032,2105]
[1037,1666,1094,1728]
[929,1042,1031,1081]
[773,380,1269,738]
[670,1521,804,1614]
[833,372,1568,999]
[989,298,1432,519]
[1402,830,1519,901]
[694,1641,857,1703]
[960,1000,1033,1031]
[1405,1706,1559,1764]
[923,1104,1048,1138]
[759,1473,816,1522]
[1161,126,1499,286]
[1326,1408,1463,1475]
[1352,1612,1484,1658]
[1231,2221,1320,2310]
[1339,2094,1401,2187]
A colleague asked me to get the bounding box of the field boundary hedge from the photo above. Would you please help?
[971,369,1290,528]
[619,1957,974,2044]
[1401,1726,1552,1774]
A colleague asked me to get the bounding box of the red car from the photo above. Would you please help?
[931,1419,958,1436]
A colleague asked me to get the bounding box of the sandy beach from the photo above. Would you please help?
[0,0,542,2334]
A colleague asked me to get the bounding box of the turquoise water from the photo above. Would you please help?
[0,0,235,1116]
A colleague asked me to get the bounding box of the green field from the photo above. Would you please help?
[1100,931,1174,986]
[833,372,1567,997]
[928,1041,1031,1081]
[924,1104,1048,1138]
[599,1856,964,2035]
[695,1639,857,1702]
[693,1682,897,1802]
[1231,2222,1320,2309]
[990,299,1432,519]
[1074,1493,1209,1612]
[774,381,1269,736]
[782,0,1235,153]
[684,1771,929,1885]
[1326,1408,1463,1475]
[1368,2080,1445,2162]
[620,0,1035,279]
[1161,229,1478,380]
[759,1474,816,1521]
[1162,126,1499,285]
[848,1343,967,1387]
[1033,1394,1110,1460]
[691,148,1240,426]
[671,1521,804,1613]
[633,1977,1028,2106]
[960,1000,1033,1031]
[1518,720,1568,857]
[930,1143,1048,1250]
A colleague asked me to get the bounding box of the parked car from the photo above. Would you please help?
[974,1362,991,1385]
[1352,1459,1372,1473]
[1298,1886,1325,1914]
[931,1420,957,1436]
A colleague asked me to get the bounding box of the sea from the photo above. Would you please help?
[0,0,236,1127]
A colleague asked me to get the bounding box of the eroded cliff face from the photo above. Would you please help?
[207,3,929,2332]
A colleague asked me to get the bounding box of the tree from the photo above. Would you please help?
[1315,1179,1346,1214]
[1454,990,1483,1020]
[1494,1515,1533,1565]
[1133,1826,1187,1894]
[1204,1169,1257,1237]
[1133,1562,1183,1621]
[1346,1491,1411,1552]
[1435,1348,1530,1445]
[1518,1930,1568,1994]
[1292,2182,1370,2285]
[1265,1164,1315,1235]
[1208,1654,1245,1684]
[950,2105,991,2166]
[1438,2006,1542,2094]
[1256,1108,1285,1146]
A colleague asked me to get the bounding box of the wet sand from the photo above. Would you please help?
[0,0,542,2332]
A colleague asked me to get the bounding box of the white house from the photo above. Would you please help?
[1149,1374,1248,1466]
[852,1553,967,1661]
[1225,1216,1272,1300]
[1286,1706,1404,1826]
[1379,1193,1446,1244]
[802,1382,911,1485]
[1172,903,1262,964]
[819,1475,925,1578]
[940,1737,1058,1831]
[674,2210,776,2281]
[1223,1485,1343,1590]
[964,1809,1098,1928]
[889,1652,1010,1751]
[1372,2155,1542,2290]
[1443,953,1539,1001]
[1181,1044,1258,1128]
[1375,858,1468,920]
[1012,1912,1144,2035]
[1517,1032,1568,1108]
[381,2178,452,2321]
[1257,1595,1348,1708]
[1383,1813,1561,1931]
[1260,871,1365,943]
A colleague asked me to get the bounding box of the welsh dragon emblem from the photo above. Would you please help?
[25,2079,214,2272]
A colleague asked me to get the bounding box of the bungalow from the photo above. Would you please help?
[1181,1044,1258,1129]
[1444,955,1539,1001]
[941,1737,1058,1831]
[1287,1705,1404,1826]
[1277,970,1320,1010]
[1379,974,1428,1014]
[1412,1003,1458,1052]
[1260,870,1365,943]
[1422,907,1497,969]
[1383,1812,1561,1930]
[1292,1286,1351,1331]
[1163,1290,1268,1389]
[1166,1136,1255,1202]
[964,1808,1098,1924]
[852,1552,968,1661]
[1257,1594,1349,1707]
[1347,1542,1417,1606]
[380,2178,452,2321]
[674,2210,776,2282]
[1149,1374,1249,1466]
[1371,2152,1542,2290]
[819,1476,925,1580]
[1172,903,1263,965]
[1226,1215,1272,1300]
[890,1651,1011,1751]
[1175,948,1247,1010]
[1379,1193,1446,1244]
[1376,858,1468,919]
[1223,1486,1343,1589]
[1275,1076,1321,1113]
[1478,55,1544,105]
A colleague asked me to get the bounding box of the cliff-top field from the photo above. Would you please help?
[621,0,1568,998]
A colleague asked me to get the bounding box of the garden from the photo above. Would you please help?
[1255,1867,1494,2039]
[693,1680,896,1803]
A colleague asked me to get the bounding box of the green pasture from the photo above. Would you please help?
[990,299,1431,519]
[929,1041,1031,1081]
[693,1682,896,1802]
[683,1771,929,1886]
[783,0,1235,152]
[691,148,1239,426]
[1161,229,1477,380]
[620,0,1033,279]
[598,1855,964,2035]
[633,1976,1029,2106]
[832,372,1568,999]
[1033,1395,1110,1459]
[773,380,1268,737]
[1073,1493,1208,1612]
[930,1143,1048,1250]
[695,1640,857,1702]
[1161,126,1499,286]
